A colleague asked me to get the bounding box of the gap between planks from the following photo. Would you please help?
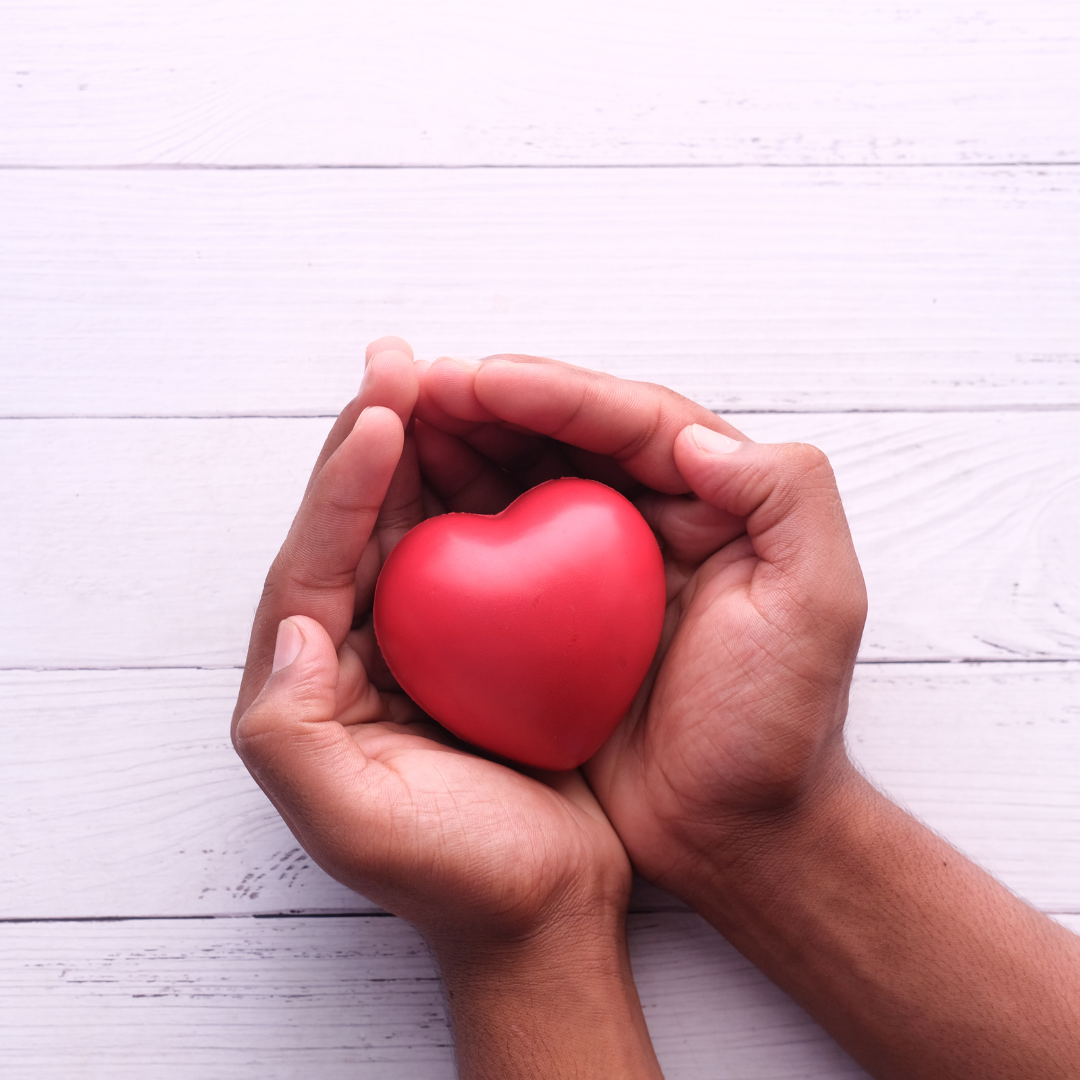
[4,161,1080,171]
[7,404,1080,421]
[3,658,1080,673]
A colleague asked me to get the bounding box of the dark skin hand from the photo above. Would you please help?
[411,350,860,884]
[235,339,1080,1079]
[232,338,663,1080]
[416,350,1080,1080]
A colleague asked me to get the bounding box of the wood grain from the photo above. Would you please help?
[2,662,1077,919]
[3,168,1079,417]
[4,0,1078,167]
[3,911,1076,1078]
[846,663,1080,911]
[5,2,1079,1072]
[2,412,1077,669]
[0,913,876,1079]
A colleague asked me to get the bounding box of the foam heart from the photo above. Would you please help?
[373,477,666,769]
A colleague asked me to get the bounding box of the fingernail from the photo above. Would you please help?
[690,424,741,455]
[436,356,480,370]
[272,619,303,673]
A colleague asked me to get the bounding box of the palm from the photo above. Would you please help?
[312,636,629,932]
[586,528,830,879]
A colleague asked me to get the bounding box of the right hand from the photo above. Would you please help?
[413,356,868,894]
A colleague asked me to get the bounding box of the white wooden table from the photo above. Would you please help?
[3,2,1079,1076]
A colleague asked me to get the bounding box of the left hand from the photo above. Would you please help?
[232,338,630,947]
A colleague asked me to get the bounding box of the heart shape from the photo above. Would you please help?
[373,477,666,769]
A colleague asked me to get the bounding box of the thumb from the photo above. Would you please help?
[232,615,360,796]
[673,424,867,628]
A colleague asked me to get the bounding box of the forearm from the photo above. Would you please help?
[429,910,664,1080]
[671,766,1080,1080]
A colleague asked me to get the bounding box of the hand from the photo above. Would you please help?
[232,337,627,940]
[414,354,867,890]
[232,339,663,1079]
[417,356,1080,1080]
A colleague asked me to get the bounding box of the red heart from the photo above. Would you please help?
[373,477,666,770]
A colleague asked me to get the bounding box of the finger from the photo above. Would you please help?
[414,357,496,432]
[365,335,414,363]
[417,408,579,491]
[635,490,748,565]
[233,616,390,869]
[418,360,587,488]
[237,406,405,717]
[452,422,578,490]
[376,428,424,558]
[414,418,523,513]
[352,429,425,616]
[234,615,370,780]
[673,425,867,629]
[439,355,748,493]
[303,345,419,498]
[346,620,402,693]
[424,356,499,422]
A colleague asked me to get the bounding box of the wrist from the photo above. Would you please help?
[655,750,869,916]
[429,905,663,1080]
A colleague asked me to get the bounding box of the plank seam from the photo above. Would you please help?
[0,913,397,924]
[4,659,1079,673]
[2,161,1080,171]
[4,909,1078,926]
[5,405,1080,421]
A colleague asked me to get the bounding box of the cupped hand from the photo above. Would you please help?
[414,355,867,892]
[231,339,630,947]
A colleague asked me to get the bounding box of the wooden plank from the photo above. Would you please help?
[2,168,1080,417]
[0,916,453,1079]
[4,0,1079,167]
[0,913,872,1079]
[846,663,1080,911]
[0,668,380,918]
[739,412,1080,665]
[2,412,1077,669]
[2,663,1078,919]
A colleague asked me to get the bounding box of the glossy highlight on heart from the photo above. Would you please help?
[373,477,666,769]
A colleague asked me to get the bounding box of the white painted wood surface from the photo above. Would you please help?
[5,911,1080,1079]
[3,1,1079,1076]
[4,0,1079,167]
[3,169,1079,417]
[3,413,1078,668]
[2,663,1078,919]
[0,914,878,1079]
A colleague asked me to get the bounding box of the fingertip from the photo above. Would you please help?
[356,350,419,430]
[361,349,417,391]
[237,615,345,773]
[352,403,406,448]
[365,335,414,362]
